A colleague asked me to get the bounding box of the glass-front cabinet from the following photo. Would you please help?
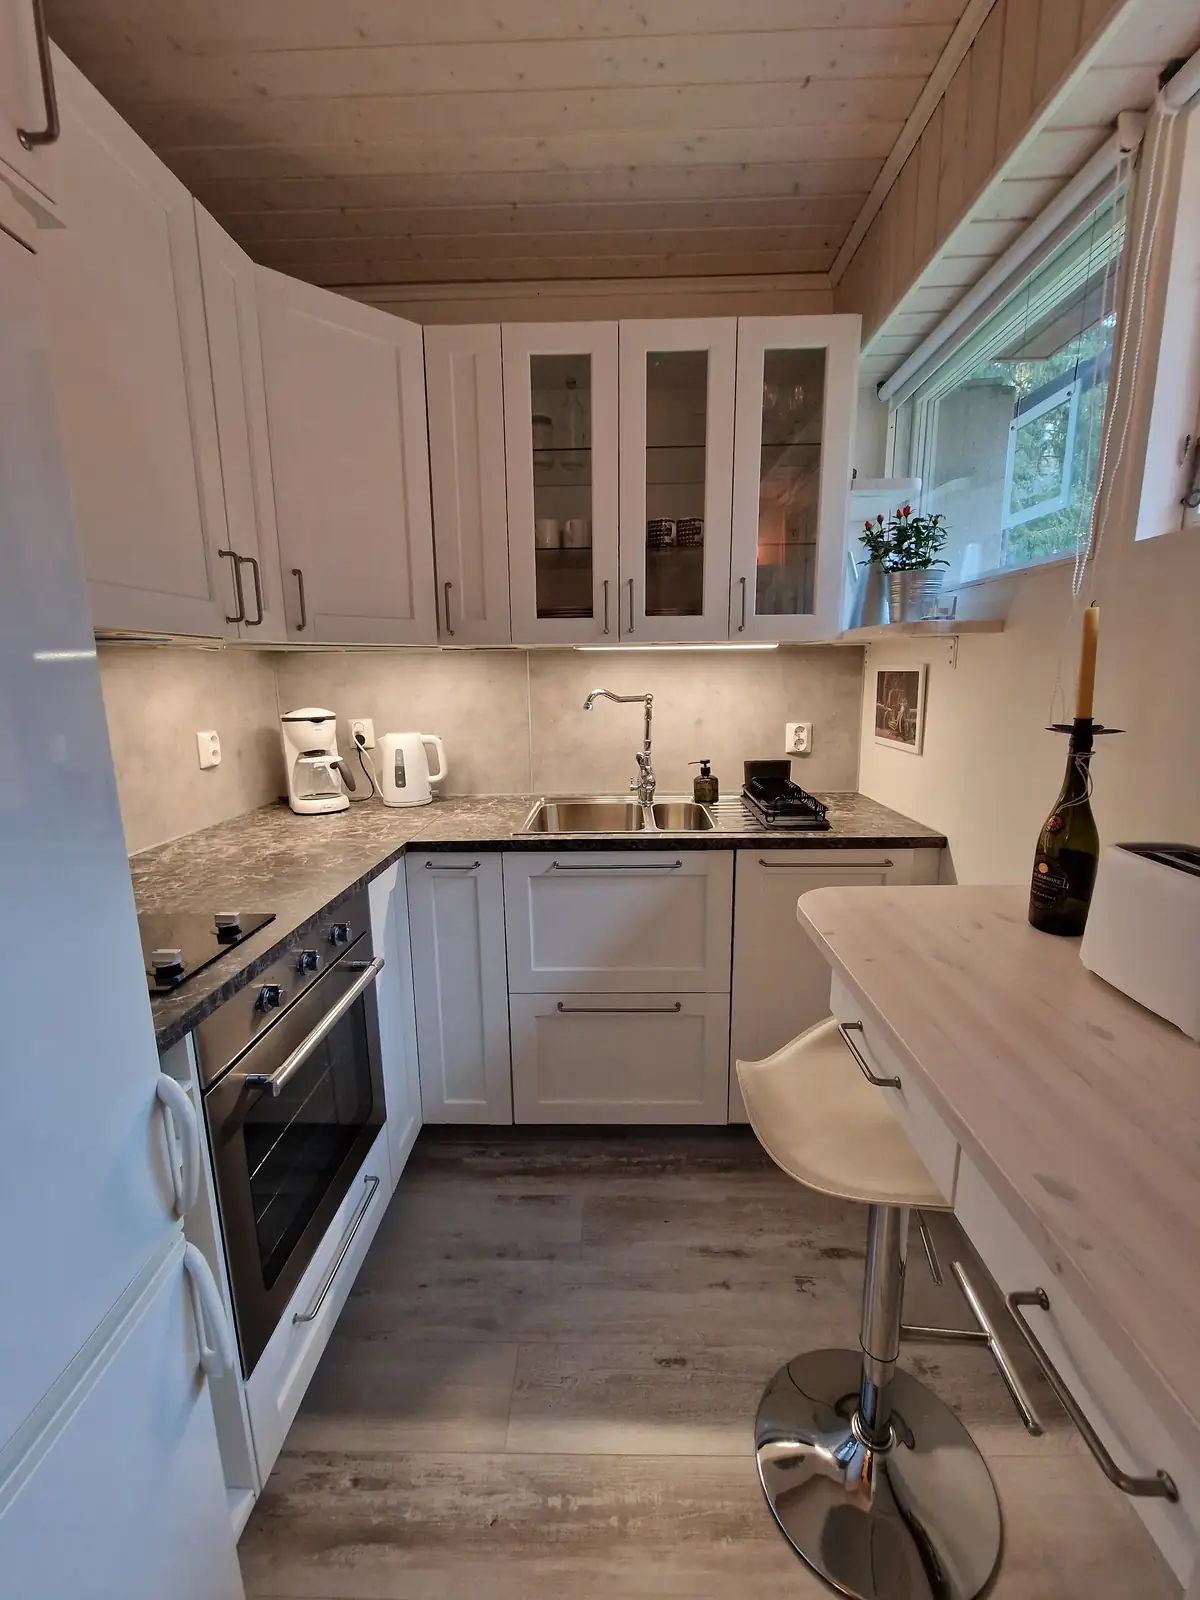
[618,320,736,642]
[730,316,859,641]
[502,322,619,644]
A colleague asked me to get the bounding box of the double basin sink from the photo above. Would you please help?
[518,797,715,834]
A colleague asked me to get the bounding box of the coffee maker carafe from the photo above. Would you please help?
[281,708,351,815]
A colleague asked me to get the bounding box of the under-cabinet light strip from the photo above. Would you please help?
[573,643,779,652]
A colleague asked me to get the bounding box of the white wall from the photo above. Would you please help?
[857,529,1200,884]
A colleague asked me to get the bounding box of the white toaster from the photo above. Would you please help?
[1079,843,1200,1040]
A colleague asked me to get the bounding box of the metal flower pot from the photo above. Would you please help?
[847,558,890,629]
[887,570,944,623]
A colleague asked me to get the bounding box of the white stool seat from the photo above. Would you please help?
[736,1015,946,1209]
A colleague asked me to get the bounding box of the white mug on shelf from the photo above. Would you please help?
[534,518,561,549]
[562,518,592,549]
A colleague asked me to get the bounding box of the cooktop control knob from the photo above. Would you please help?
[328,922,350,946]
[255,983,286,1012]
[295,949,319,972]
[151,948,184,978]
[214,911,242,938]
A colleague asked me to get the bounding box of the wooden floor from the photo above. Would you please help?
[239,1131,1181,1600]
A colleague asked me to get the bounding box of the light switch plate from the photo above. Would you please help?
[349,718,375,749]
[197,730,221,769]
[785,721,813,756]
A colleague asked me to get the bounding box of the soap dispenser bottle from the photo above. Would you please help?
[690,760,719,805]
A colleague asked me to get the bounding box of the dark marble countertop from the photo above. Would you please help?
[136,792,944,1051]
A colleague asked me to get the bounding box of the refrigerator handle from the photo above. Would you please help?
[183,1243,236,1378]
[155,1074,200,1217]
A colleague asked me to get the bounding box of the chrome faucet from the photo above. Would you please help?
[583,688,656,806]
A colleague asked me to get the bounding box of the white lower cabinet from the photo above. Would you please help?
[405,853,513,1124]
[0,1238,243,1600]
[511,992,730,1123]
[245,1130,391,1484]
[503,849,733,992]
[729,847,940,1120]
[368,863,423,1180]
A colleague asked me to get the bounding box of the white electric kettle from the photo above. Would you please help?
[378,732,448,807]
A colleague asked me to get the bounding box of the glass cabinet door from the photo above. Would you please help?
[502,323,618,644]
[618,320,735,641]
[730,317,859,640]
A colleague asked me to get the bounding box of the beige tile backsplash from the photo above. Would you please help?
[101,644,864,854]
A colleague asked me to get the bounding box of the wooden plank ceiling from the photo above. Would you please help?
[45,0,975,289]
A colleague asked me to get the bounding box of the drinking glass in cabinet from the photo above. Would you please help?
[644,349,707,619]
[530,354,594,620]
[755,347,826,617]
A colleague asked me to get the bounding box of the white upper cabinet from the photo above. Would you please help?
[0,5,61,236]
[619,319,736,642]
[41,53,236,637]
[195,205,286,643]
[502,321,620,645]
[730,315,860,641]
[424,323,511,645]
[256,268,437,645]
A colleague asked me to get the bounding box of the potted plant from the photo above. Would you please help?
[848,512,893,628]
[884,503,948,623]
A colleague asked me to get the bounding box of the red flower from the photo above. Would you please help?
[902,503,911,516]
[876,513,884,524]
[864,520,873,531]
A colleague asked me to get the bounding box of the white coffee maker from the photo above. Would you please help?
[281,708,351,815]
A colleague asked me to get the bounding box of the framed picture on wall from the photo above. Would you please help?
[873,664,927,755]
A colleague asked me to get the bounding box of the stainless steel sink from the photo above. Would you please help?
[651,801,715,832]
[516,796,716,835]
[519,798,646,833]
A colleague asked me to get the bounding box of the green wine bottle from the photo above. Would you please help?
[1028,723,1100,936]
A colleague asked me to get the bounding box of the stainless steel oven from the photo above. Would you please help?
[195,888,386,1375]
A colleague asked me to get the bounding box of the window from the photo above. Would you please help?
[896,190,1126,585]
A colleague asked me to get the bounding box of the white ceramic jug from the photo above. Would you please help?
[378,732,448,806]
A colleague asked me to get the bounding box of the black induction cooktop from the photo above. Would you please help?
[139,910,276,995]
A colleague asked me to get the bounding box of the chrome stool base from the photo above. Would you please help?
[755,1348,1002,1600]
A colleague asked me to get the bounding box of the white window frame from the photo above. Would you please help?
[1002,377,1081,532]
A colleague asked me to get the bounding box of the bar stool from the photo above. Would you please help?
[737,1015,1026,1600]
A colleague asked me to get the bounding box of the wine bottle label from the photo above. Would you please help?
[1030,855,1071,909]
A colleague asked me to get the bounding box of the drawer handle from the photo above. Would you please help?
[293,1175,381,1326]
[556,1001,682,1015]
[837,1020,901,1089]
[758,857,894,869]
[1007,1289,1179,1501]
[548,860,683,872]
[423,859,480,871]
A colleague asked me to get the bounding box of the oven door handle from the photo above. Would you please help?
[243,955,385,1099]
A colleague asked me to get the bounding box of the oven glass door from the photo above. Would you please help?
[204,941,385,1374]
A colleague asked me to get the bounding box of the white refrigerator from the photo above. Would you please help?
[0,228,244,1597]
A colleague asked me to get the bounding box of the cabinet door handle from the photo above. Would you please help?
[627,577,635,633]
[1006,1289,1179,1500]
[155,1074,200,1217]
[757,857,894,869]
[291,566,308,631]
[293,1175,381,1326]
[218,548,245,625]
[443,580,455,637]
[548,859,683,872]
[182,1243,236,1378]
[738,575,748,632]
[237,554,265,626]
[423,859,480,871]
[837,1019,901,1089]
[557,1001,682,1015]
[16,0,60,150]
[602,578,610,635]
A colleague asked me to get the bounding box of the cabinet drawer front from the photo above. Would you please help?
[511,992,730,1124]
[245,1130,391,1483]
[503,850,733,993]
[955,1153,1199,1579]
[829,976,959,1203]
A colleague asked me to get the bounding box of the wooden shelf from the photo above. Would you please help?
[838,618,1006,642]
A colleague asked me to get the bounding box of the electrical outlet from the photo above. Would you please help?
[349,718,375,749]
[785,721,813,756]
[196,730,221,769]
